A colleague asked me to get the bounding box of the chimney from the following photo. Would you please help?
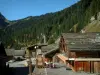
[43,34,46,44]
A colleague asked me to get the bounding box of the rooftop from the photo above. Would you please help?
[41,44,59,55]
[5,49,25,56]
[61,33,100,51]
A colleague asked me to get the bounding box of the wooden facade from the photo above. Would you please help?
[59,33,100,73]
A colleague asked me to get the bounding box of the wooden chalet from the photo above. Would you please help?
[58,33,100,73]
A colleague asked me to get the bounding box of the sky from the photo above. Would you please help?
[0,0,80,20]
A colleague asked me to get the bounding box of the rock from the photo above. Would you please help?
[90,16,95,22]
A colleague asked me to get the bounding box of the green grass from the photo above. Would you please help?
[84,20,100,32]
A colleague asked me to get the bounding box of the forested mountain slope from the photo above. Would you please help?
[0,13,9,28]
[0,0,100,49]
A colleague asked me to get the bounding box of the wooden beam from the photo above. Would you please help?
[69,58,100,61]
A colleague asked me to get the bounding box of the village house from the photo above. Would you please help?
[5,49,26,60]
[57,33,100,73]
[41,44,59,62]
[13,50,25,59]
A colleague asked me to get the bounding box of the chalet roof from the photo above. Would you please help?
[5,49,14,56]
[62,33,100,40]
[41,44,59,55]
[61,33,100,51]
[14,50,25,56]
[68,43,100,51]
[5,49,25,56]
[55,36,60,44]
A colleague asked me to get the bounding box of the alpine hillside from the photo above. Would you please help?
[0,0,100,49]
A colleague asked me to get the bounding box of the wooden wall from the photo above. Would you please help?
[74,61,84,72]
[94,62,100,73]
[59,36,100,73]
[73,61,100,73]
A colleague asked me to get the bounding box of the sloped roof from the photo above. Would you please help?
[61,33,100,51]
[62,33,99,41]
[55,36,60,44]
[42,44,59,55]
[14,50,25,56]
[5,49,25,56]
[68,43,100,51]
[5,49,14,56]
